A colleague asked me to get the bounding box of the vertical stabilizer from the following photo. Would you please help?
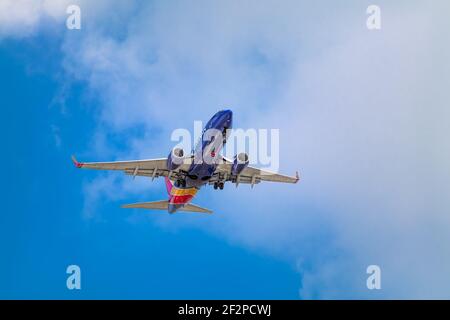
[165,177,173,195]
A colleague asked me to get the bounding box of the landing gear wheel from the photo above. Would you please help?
[219,182,224,190]
[175,179,186,188]
[213,183,218,190]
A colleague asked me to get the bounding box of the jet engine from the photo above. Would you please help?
[167,147,184,171]
[231,152,249,175]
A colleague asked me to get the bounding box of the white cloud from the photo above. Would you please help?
[0,0,73,37]
[67,0,450,298]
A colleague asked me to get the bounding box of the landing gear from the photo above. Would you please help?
[214,182,224,190]
[175,179,186,188]
[222,127,228,145]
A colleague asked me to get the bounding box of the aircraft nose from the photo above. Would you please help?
[222,109,232,121]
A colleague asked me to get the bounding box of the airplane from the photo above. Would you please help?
[72,110,299,214]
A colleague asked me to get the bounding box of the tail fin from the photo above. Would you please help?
[164,177,173,194]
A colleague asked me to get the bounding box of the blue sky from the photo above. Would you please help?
[0,35,302,299]
[1,0,450,299]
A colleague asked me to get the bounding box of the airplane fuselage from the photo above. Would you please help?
[167,110,233,213]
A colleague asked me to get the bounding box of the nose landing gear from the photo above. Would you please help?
[222,127,229,145]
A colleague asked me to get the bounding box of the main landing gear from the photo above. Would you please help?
[213,182,224,190]
[174,179,186,188]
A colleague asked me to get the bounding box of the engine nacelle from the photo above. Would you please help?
[231,152,249,175]
[167,147,184,171]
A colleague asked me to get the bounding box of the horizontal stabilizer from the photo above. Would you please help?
[122,200,213,214]
[179,203,213,214]
[122,200,169,210]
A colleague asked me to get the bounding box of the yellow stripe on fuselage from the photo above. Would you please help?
[170,187,198,196]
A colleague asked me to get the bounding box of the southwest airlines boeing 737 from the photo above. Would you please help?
[72,110,299,213]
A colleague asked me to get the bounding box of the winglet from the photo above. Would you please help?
[295,171,300,183]
[71,155,84,168]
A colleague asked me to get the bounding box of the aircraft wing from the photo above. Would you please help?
[214,156,299,186]
[71,155,191,180]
